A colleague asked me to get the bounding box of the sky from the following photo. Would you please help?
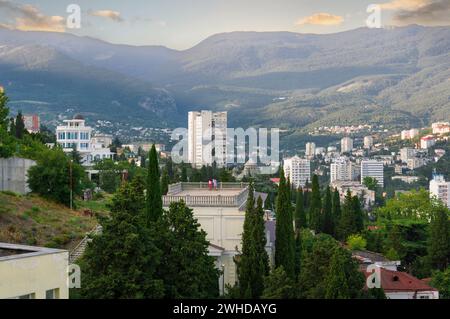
[0,0,449,50]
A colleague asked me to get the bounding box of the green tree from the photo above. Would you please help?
[157,201,220,298]
[347,234,367,251]
[337,190,363,240]
[0,90,9,128]
[322,186,334,235]
[146,144,162,223]
[261,267,295,299]
[275,169,295,279]
[238,185,269,298]
[428,205,450,270]
[15,111,25,139]
[180,164,188,182]
[161,168,169,195]
[309,175,322,232]
[332,188,341,237]
[28,148,84,207]
[295,187,306,230]
[0,91,15,158]
[94,159,121,193]
[363,176,378,191]
[70,144,83,165]
[430,267,450,299]
[324,247,365,299]
[80,180,164,298]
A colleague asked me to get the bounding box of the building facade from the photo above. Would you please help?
[330,157,358,183]
[363,136,374,149]
[283,156,311,188]
[188,111,227,168]
[420,135,436,149]
[401,129,419,140]
[305,142,316,158]
[0,157,36,195]
[0,243,69,299]
[56,115,115,166]
[341,137,354,153]
[162,182,268,294]
[361,159,384,187]
[23,114,40,133]
[430,174,450,208]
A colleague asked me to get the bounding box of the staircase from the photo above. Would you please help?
[69,225,102,264]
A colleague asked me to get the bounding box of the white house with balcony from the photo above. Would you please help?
[56,115,114,166]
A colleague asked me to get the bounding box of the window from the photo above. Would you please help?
[15,293,36,299]
[46,288,60,299]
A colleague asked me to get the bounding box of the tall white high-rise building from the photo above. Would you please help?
[361,160,384,188]
[363,136,374,149]
[330,158,357,183]
[429,174,450,208]
[400,148,417,163]
[188,111,227,168]
[305,142,316,158]
[341,137,354,153]
[283,156,311,188]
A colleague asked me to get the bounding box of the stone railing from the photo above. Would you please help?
[164,182,249,207]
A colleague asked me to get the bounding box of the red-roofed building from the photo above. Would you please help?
[270,178,280,186]
[363,267,439,299]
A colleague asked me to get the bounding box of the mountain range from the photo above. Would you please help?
[1,25,450,135]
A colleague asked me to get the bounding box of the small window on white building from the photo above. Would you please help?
[45,288,60,299]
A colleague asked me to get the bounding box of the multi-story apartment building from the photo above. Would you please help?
[420,135,436,149]
[407,157,425,170]
[361,159,384,188]
[305,142,316,158]
[283,156,311,188]
[188,111,227,168]
[22,114,40,133]
[363,136,374,149]
[432,122,450,135]
[56,115,114,166]
[341,137,354,153]
[430,174,450,208]
[401,129,419,140]
[400,147,417,163]
[330,157,359,183]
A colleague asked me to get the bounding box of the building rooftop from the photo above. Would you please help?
[164,182,249,208]
[0,242,67,262]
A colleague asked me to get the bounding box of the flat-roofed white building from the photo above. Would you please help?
[305,142,316,158]
[0,243,69,299]
[283,156,311,188]
[361,159,384,188]
[163,182,268,294]
[430,174,450,208]
[330,157,358,183]
[363,136,374,149]
[401,129,419,140]
[56,115,115,166]
[188,111,227,168]
[341,137,354,153]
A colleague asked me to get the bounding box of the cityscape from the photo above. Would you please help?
[0,0,450,313]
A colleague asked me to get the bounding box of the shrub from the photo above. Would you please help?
[347,234,367,251]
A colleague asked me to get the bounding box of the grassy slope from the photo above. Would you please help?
[0,192,103,250]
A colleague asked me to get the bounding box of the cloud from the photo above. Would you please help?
[380,0,450,26]
[89,10,123,22]
[0,0,65,32]
[296,13,344,26]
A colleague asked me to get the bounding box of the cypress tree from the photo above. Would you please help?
[80,180,164,298]
[161,168,169,195]
[146,144,162,223]
[0,90,9,128]
[309,175,322,233]
[332,188,341,238]
[428,205,450,270]
[238,185,269,298]
[337,190,363,240]
[324,247,365,299]
[275,169,296,279]
[180,163,188,182]
[322,186,334,235]
[295,187,306,230]
[15,111,25,139]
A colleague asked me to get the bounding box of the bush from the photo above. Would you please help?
[347,234,367,251]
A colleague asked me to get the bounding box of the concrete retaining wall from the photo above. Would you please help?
[0,157,36,195]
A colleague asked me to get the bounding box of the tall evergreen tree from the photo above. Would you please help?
[0,90,9,129]
[15,111,25,139]
[324,247,365,299]
[332,188,341,237]
[275,169,296,279]
[146,144,162,223]
[180,162,188,182]
[261,267,295,299]
[238,186,270,298]
[161,168,169,195]
[322,186,334,235]
[337,190,363,240]
[157,201,220,298]
[309,175,322,232]
[80,180,164,298]
[295,187,306,230]
[428,205,450,270]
